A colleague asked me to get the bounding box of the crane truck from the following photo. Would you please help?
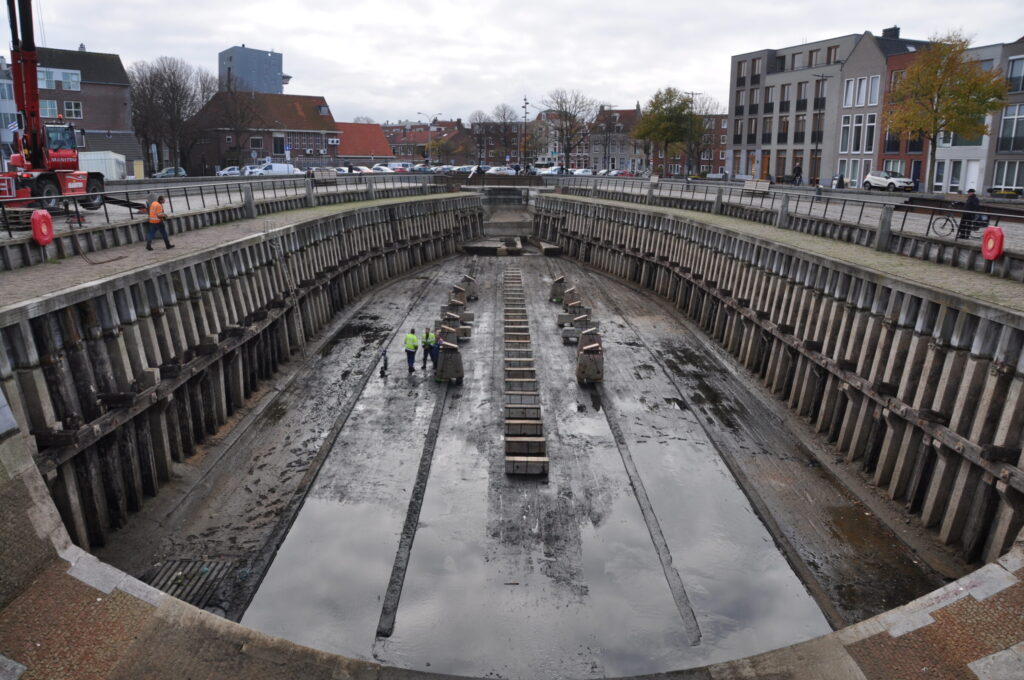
[1,0,104,210]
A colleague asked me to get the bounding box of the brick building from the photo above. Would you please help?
[335,122,394,166]
[35,46,144,167]
[190,92,340,172]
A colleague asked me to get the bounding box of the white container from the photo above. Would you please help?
[78,151,126,180]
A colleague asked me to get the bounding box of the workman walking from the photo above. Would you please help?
[145,196,175,251]
[404,328,419,373]
[421,327,437,369]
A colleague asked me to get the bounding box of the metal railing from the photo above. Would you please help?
[548,176,1024,246]
[0,174,433,238]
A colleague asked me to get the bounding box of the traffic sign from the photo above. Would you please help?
[251,150,258,159]
[285,144,291,151]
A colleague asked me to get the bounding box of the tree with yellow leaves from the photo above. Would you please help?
[883,31,1007,190]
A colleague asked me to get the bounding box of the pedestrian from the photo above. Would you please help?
[957,188,981,239]
[421,327,437,369]
[792,165,802,185]
[145,196,175,251]
[404,328,419,373]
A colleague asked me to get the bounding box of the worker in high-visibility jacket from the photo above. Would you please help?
[145,195,175,251]
[421,327,438,369]
[404,328,420,373]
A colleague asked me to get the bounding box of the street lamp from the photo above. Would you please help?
[521,95,529,171]
[418,111,442,166]
[810,73,832,186]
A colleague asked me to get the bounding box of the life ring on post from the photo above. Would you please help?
[31,209,53,246]
[981,226,1004,261]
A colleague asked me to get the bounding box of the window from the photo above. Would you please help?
[837,158,847,180]
[37,69,55,90]
[736,90,746,106]
[796,81,808,100]
[814,78,828,99]
[720,135,727,144]
[852,114,863,152]
[273,137,285,154]
[40,99,57,118]
[883,159,905,174]
[721,119,728,129]
[61,72,81,91]
[948,160,962,192]
[780,84,791,102]
[764,86,775,103]
[843,79,855,107]
[865,114,876,153]
[1008,57,1024,93]
[993,161,1022,190]
[850,159,861,187]
[999,104,1024,152]
[317,105,330,115]
[933,160,945,192]
[826,46,839,64]
[868,75,880,106]
[791,52,804,69]
[250,137,263,149]
[808,49,820,66]
[840,115,851,153]
[63,101,82,119]
[738,61,748,77]
[891,70,905,89]
[720,150,727,160]
[750,88,760,104]
[0,112,15,132]
[225,134,233,144]
[0,83,12,100]
[855,77,867,106]
[752,58,762,75]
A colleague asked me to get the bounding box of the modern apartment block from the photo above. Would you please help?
[727,34,859,184]
[729,30,1024,194]
[218,45,291,94]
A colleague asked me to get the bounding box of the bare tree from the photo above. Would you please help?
[139,56,214,172]
[206,73,266,167]
[468,109,490,165]
[353,116,375,124]
[682,94,722,177]
[491,103,518,165]
[128,61,163,174]
[541,88,597,169]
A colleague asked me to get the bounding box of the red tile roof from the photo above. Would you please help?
[335,123,394,157]
[195,92,337,131]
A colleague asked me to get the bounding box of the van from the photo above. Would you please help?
[250,163,296,176]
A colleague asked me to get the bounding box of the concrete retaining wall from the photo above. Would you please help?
[535,195,1024,565]
[0,195,483,551]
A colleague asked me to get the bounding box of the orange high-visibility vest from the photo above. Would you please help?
[148,200,165,224]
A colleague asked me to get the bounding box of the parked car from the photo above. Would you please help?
[371,165,395,173]
[453,165,476,174]
[596,169,610,176]
[216,166,240,177]
[538,166,564,175]
[249,163,297,176]
[485,166,516,175]
[572,168,594,176]
[863,169,914,191]
[608,169,635,177]
[241,165,261,176]
[411,164,434,173]
[353,166,374,174]
[335,166,352,175]
[152,167,186,178]
[387,162,413,172]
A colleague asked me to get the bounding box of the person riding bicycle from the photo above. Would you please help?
[956,189,981,239]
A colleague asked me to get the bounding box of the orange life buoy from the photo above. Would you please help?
[981,226,1004,261]
[31,209,53,246]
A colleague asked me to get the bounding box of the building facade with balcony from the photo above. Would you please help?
[727,34,858,183]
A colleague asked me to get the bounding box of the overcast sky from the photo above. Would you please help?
[31,0,1024,123]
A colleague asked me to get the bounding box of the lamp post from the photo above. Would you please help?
[810,73,832,186]
[418,111,442,166]
[521,95,529,171]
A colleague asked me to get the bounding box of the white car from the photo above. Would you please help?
[485,166,516,175]
[538,166,563,175]
[216,166,240,176]
[863,169,914,191]
[572,168,594,176]
[353,166,374,174]
[372,165,395,173]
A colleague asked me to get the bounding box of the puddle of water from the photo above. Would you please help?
[241,499,402,658]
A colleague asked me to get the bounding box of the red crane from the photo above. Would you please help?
[3,0,103,208]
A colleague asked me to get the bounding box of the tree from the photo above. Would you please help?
[541,88,597,168]
[681,94,722,177]
[353,116,375,124]
[521,120,548,167]
[207,73,263,167]
[632,87,695,172]
[130,57,215,173]
[491,103,519,165]
[468,110,490,164]
[883,31,1007,188]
